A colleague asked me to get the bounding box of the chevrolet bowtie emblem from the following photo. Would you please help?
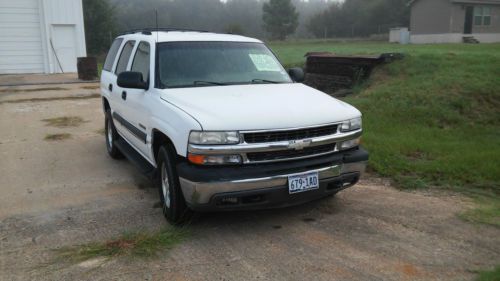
[288,139,313,150]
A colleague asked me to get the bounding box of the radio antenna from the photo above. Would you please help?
[155,10,159,42]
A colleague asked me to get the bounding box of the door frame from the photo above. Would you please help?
[50,24,78,73]
[464,6,474,34]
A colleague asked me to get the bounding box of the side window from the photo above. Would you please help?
[131,42,150,82]
[103,38,123,72]
[115,41,136,75]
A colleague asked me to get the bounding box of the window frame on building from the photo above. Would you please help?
[474,6,492,26]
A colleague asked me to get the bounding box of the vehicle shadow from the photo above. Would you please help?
[186,195,343,229]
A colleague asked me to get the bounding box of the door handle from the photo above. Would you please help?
[122,91,127,100]
[108,84,113,91]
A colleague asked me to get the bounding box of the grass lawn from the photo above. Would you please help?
[55,228,188,263]
[475,266,500,281]
[270,41,500,227]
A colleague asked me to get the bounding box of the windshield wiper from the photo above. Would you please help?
[251,79,280,84]
[194,81,227,86]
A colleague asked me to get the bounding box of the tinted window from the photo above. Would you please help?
[103,38,123,72]
[115,41,136,75]
[131,42,150,82]
[157,42,291,89]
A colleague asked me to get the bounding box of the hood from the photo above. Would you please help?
[160,83,361,131]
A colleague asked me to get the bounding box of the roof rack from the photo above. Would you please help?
[121,27,211,36]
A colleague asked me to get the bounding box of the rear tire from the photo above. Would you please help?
[157,145,192,225]
[105,109,123,159]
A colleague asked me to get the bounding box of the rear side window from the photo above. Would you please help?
[103,38,123,72]
[115,41,136,75]
[131,42,150,82]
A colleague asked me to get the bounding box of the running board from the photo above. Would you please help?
[114,138,156,179]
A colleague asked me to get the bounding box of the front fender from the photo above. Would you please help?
[149,100,202,158]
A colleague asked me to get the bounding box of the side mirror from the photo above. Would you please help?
[117,71,148,90]
[288,67,305,83]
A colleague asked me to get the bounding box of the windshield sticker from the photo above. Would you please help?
[249,54,281,72]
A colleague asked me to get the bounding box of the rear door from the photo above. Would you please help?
[101,38,123,107]
[111,40,137,144]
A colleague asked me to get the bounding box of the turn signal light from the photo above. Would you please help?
[188,153,242,165]
[187,154,206,165]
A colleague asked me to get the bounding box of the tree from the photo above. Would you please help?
[306,0,410,38]
[225,23,245,35]
[262,0,299,40]
[83,0,117,55]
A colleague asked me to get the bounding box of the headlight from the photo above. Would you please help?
[339,138,361,150]
[189,131,240,145]
[188,154,242,165]
[340,117,362,132]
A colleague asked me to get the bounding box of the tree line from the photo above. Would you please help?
[83,0,409,55]
[308,0,409,38]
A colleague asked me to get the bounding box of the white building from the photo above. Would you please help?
[0,0,87,74]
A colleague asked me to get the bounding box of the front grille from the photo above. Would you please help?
[243,124,338,144]
[246,143,336,162]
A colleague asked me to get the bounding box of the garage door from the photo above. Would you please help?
[0,0,44,74]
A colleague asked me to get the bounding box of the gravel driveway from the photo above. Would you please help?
[0,84,499,281]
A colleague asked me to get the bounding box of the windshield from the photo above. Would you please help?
[157,42,292,88]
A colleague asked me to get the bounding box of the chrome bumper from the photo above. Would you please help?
[179,161,366,206]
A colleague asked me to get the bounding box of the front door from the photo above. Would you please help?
[464,6,473,34]
[120,41,152,158]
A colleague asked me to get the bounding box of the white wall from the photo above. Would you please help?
[0,0,45,74]
[389,28,410,44]
[40,0,87,73]
[0,0,86,74]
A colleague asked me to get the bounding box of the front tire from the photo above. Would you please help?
[157,145,191,225]
[104,109,123,159]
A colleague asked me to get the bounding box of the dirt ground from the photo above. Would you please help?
[0,73,97,87]
[0,83,499,281]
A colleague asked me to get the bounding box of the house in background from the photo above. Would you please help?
[409,0,500,43]
[0,0,86,74]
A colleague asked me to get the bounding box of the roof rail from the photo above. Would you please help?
[121,27,211,35]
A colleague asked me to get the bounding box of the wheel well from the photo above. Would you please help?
[102,97,110,113]
[152,129,177,163]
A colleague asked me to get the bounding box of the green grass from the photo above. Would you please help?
[0,93,101,105]
[42,116,86,128]
[98,62,103,77]
[270,41,500,226]
[460,192,500,227]
[55,228,188,263]
[475,266,500,281]
[44,133,71,141]
[0,87,68,93]
[269,40,500,68]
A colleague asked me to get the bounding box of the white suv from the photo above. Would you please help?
[100,29,368,224]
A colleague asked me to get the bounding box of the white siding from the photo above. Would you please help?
[0,0,86,74]
[0,0,45,74]
[41,0,87,73]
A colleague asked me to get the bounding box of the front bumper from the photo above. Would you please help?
[177,147,368,211]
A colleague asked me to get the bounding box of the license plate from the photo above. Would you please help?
[288,172,319,194]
